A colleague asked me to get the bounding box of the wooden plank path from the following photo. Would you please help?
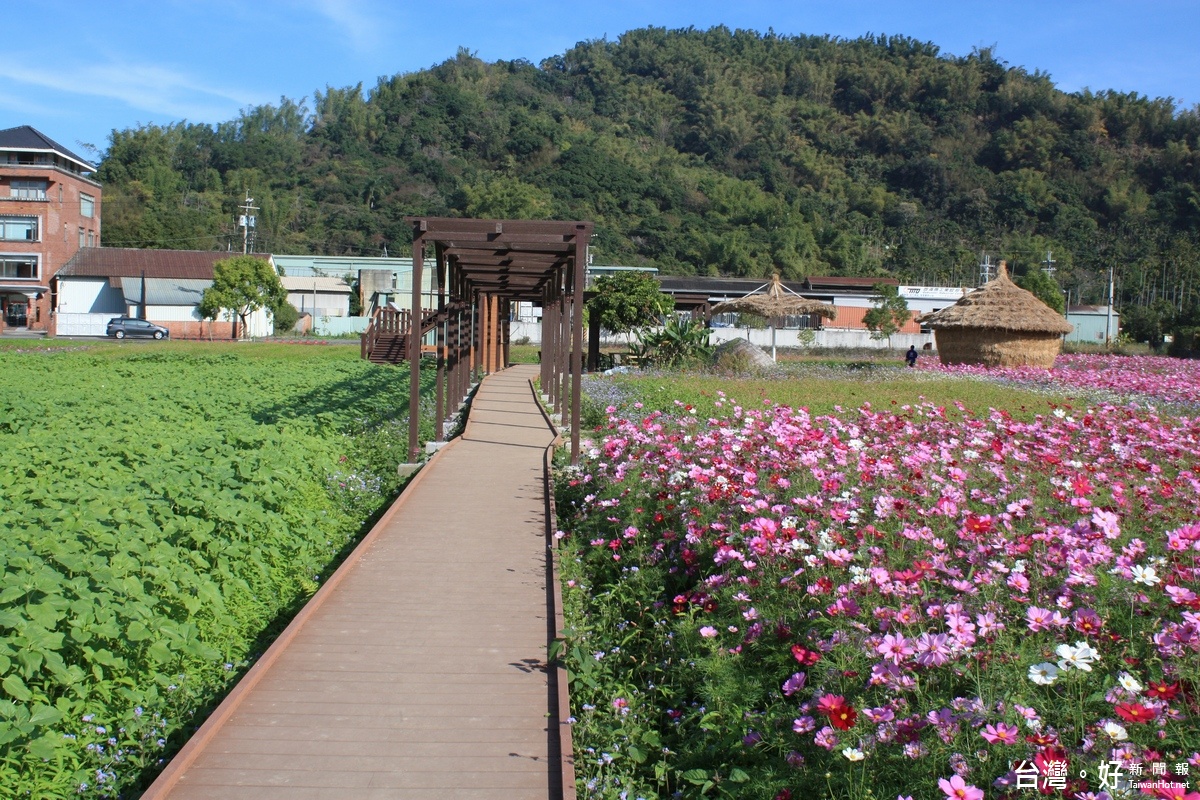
[142,365,570,800]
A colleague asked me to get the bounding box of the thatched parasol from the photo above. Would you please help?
[710,274,837,361]
[918,261,1072,367]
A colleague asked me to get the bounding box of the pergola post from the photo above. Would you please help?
[435,249,446,437]
[408,233,424,463]
[489,295,500,373]
[502,299,511,369]
[544,297,558,411]
[540,291,551,399]
[571,233,586,463]
[470,289,479,379]
[556,288,568,421]
[480,291,492,375]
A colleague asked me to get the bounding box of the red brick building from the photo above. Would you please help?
[0,126,101,333]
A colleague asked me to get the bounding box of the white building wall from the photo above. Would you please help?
[57,278,124,315]
[508,320,932,351]
[137,305,205,322]
[288,290,350,317]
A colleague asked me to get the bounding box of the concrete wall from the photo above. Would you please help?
[314,316,369,336]
[288,290,350,317]
[508,320,933,351]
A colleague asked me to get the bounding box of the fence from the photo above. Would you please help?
[315,315,370,337]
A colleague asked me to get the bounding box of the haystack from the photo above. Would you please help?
[712,337,778,373]
[918,262,1072,368]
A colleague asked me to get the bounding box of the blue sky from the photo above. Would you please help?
[3,0,1197,164]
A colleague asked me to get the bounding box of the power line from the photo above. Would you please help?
[102,233,235,248]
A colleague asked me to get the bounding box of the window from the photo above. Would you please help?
[87,230,95,248]
[0,217,38,241]
[0,256,38,279]
[80,193,95,218]
[79,227,85,248]
[11,180,48,200]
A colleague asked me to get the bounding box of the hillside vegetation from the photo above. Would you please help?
[95,26,1200,340]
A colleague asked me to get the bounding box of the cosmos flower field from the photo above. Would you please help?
[556,356,1200,800]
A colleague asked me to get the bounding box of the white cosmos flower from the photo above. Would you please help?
[1130,565,1161,586]
[842,747,866,761]
[1056,641,1099,672]
[1028,662,1060,685]
[1118,672,1143,693]
[1102,720,1129,741]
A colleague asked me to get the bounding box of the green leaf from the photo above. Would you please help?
[27,704,62,727]
[728,768,749,783]
[126,621,152,642]
[682,769,709,785]
[2,674,32,703]
[146,640,175,663]
[26,732,60,760]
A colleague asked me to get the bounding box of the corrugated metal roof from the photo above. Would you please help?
[119,277,209,306]
[281,276,353,293]
[273,255,415,277]
[58,249,271,280]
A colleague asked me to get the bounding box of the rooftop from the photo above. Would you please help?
[0,126,97,174]
[59,248,271,280]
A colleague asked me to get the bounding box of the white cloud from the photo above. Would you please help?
[298,0,386,52]
[0,56,260,123]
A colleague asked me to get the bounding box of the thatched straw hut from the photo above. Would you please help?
[918,262,1072,367]
[710,274,837,361]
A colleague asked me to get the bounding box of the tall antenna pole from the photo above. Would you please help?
[978,252,992,286]
[1041,250,1056,275]
[1105,262,1115,346]
[238,194,258,254]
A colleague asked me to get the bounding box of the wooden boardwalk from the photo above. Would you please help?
[142,365,569,800]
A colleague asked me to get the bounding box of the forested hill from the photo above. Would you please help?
[96,26,1200,325]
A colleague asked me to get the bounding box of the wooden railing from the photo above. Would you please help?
[361,306,411,361]
[362,304,470,364]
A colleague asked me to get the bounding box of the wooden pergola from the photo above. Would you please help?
[365,218,592,464]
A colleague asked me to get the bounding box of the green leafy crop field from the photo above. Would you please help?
[0,341,428,798]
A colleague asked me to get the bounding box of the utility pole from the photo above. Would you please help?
[238,194,258,254]
[978,252,993,286]
[1041,250,1056,275]
[1105,262,1115,346]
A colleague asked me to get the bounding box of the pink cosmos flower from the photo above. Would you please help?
[979,722,1020,745]
[877,633,914,664]
[914,632,951,667]
[1025,606,1054,632]
[937,775,984,800]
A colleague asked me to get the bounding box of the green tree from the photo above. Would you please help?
[586,272,674,342]
[345,274,364,316]
[1015,267,1066,314]
[460,175,555,219]
[863,283,911,348]
[271,298,301,334]
[199,256,288,338]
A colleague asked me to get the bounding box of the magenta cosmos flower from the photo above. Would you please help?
[938,775,984,800]
[980,722,1020,745]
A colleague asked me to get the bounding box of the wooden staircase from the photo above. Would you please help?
[362,306,453,365]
